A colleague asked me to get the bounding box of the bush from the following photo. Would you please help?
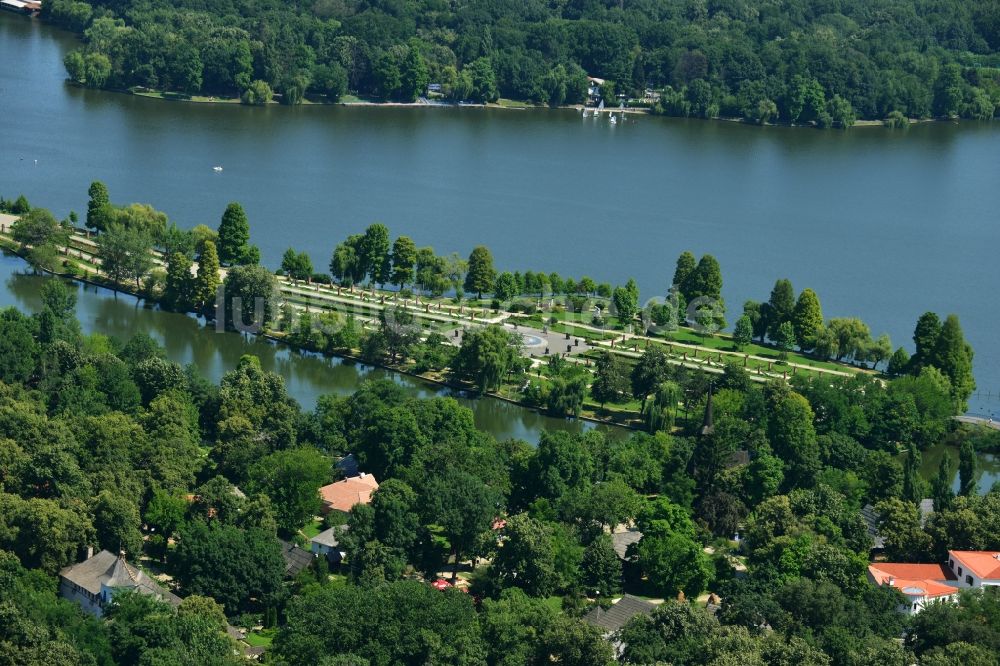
[508,301,537,315]
[884,110,908,128]
[311,273,332,285]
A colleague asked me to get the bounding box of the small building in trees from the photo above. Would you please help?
[59,549,180,618]
[278,539,314,578]
[318,472,379,514]
[583,594,657,637]
[861,498,935,553]
[611,529,643,561]
[335,453,360,479]
[587,77,605,103]
[310,525,348,565]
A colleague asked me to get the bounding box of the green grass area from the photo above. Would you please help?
[659,328,858,373]
[300,518,323,540]
[132,89,241,104]
[244,628,276,648]
[542,596,564,613]
[494,98,542,108]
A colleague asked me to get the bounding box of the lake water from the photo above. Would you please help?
[1,13,999,420]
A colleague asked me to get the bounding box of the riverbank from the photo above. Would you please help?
[93,80,954,130]
[112,85,944,128]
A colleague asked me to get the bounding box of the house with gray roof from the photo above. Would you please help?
[278,539,314,578]
[335,454,360,479]
[862,499,935,551]
[583,594,658,635]
[59,550,180,618]
[310,525,348,564]
[611,530,643,561]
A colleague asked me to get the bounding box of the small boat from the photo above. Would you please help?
[213,166,223,172]
[609,115,617,125]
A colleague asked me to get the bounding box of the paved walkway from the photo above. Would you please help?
[451,321,590,358]
[954,415,1000,431]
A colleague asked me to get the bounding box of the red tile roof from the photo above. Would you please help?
[432,578,452,590]
[950,551,1000,580]
[319,474,379,513]
[868,563,958,599]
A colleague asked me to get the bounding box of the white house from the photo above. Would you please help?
[869,550,1000,615]
[947,550,1000,588]
[310,525,348,564]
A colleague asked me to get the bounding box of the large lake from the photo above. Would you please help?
[1,13,998,422]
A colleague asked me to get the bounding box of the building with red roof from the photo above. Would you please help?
[318,473,379,514]
[948,550,1000,588]
[868,562,959,615]
[870,550,1000,615]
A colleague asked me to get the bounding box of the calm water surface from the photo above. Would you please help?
[1,13,999,417]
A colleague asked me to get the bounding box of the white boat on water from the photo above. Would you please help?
[609,115,617,125]
[213,166,223,172]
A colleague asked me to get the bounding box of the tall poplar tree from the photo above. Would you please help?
[464,246,496,299]
[390,235,417,288]
[673,251,696,297]
[958,440,977,496]
[86,180,112,232]
[193,239,221,313]
[360,223,391,285]
[910,311,942,372]
[765,279,795,340]
[931,452,955,511]
[792,288,824,351]
[164,252,194,311]
[217,202,250,265]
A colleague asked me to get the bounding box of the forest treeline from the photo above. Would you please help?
[42,0,1000,122]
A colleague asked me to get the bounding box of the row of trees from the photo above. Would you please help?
[735,278,975,409]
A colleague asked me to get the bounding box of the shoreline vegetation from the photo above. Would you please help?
[33,0,1000,129]
[121,84,923,128]
[0,186,980,437]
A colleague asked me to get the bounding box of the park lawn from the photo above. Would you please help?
[659,328,862,374]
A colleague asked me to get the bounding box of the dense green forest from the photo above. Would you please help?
[42,0,1000,122]
[0,271,999,663]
